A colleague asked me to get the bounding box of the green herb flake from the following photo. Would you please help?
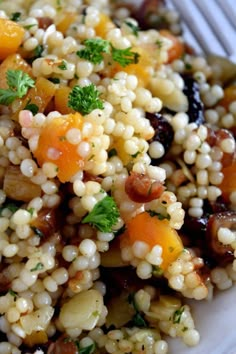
[68,83,104,115]
[24,100,39,115]
[48,77,60,84]
[172,306,185,324]
[77,38,110,64]
[108,148,117,158]
[31,226,45,238]
[58,60,67,70]
[152,265,163,277]
[24,24,37,30]
[131,151,141,158]
[30,262,44,272]
[0,202,19,216]
[82,195,119,232]
[8,289,18,300]
[27,207,34,216]
[33,44,44,59]
[111,45,140,67]
[147,210,170,220]
[124,21,140,37]
[77,343,96,354]
[10,12,21,22]
[59,136,67,141]
[128,293,148,328]
[156,39,163,49]
[0,70,35,105]
[185,63,192,70]
[182,326,188,332]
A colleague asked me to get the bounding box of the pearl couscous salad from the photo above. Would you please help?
[0,0,235,353]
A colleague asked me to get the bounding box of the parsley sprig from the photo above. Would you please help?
[76,38,140,67]
[68,83,104,115]
[128,293,148,328]
[77,38,110,64]
[0,70,35,105]
[82,195,120,232]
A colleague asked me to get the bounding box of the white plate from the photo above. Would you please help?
[167,286,236,354]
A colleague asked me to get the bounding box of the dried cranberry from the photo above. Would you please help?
[146,112,174,154]
[183,76,204,125]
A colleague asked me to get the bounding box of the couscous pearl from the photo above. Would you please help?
[79,239,97,257]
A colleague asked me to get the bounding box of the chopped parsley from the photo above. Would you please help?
[128,293,148,328]
[185,62,192,70]
[30,262,44,272]
[77,38,110,64]
[111,45,140,67]
[58,60,67,70]
[131,151,141,158]
[172,306,185,324]
[147,210,170,220]
[24,100,39,115]
[24,24,37,30]
[27,207,35,216]
[75,343,96,354]
[48,77,60,84]
[31,226,45,238]
[108,148,117,158]
[8,289,18,300]
[76,38,139,67]
[0,202,19,215]
[10,12,21,21]
[156,39,163,49]
[125,20,140,37]
[0,70,35,105]
[68,83,104,115]
[33,44,44,59]
[152,265,163,277]
[82,195,120,232]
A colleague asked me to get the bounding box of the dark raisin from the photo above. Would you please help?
[183,76,204,125]
[146,112,174,154]
[206,211,235,266]
[181,214,209,248]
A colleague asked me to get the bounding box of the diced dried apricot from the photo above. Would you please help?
[94,13,115,38]
[56,12,77,34]
[159,29,184,63]
[218,85,236,110]
[0,54,32,89]
[0,18,25,60]
[106,45,156,87]
[55,86,75,115]
[126,211,183,270]
[12,77,56,120]
[33,113,85,183]
[219,162,236,202]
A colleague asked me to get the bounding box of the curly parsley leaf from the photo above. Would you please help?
[77,38,110,64]
[111,45,140,67]
[82,195,120,232]
[0,70,35,105]
[68,83,104,115]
